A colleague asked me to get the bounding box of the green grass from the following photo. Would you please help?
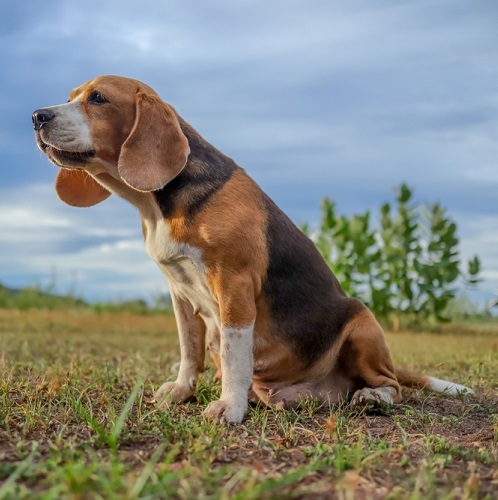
[1,309,497,498]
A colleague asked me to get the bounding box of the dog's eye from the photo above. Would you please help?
[88,91,107,105]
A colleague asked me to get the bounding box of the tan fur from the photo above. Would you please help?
[394,367,429,389]
[252,299,304,382]
[72,76,154,166]
[344,308,402,402]
[118,92,189,192]
[169,170,268,327]
[251,307,402,407]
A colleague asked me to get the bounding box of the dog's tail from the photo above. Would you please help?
[395,367,475,396]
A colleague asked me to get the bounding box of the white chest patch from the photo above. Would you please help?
[144,219,219,320]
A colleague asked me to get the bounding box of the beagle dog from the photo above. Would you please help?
[32,75,473,423]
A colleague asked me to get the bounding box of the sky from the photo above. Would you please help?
[0,0,497,306]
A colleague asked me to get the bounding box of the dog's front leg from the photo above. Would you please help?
[203,275,256,424]
[154,291,205,408]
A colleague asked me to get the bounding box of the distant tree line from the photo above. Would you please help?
[0,282,173,315]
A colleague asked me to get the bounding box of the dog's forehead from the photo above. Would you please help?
[68,75,159,101]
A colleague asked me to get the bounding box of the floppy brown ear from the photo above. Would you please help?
[118,92,190,192]
[55,169,111,207]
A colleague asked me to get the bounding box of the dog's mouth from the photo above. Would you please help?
[38,138,95,165]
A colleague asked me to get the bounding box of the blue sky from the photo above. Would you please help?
[0,0,497,305]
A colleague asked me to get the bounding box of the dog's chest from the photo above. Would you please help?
[144,219,218,318]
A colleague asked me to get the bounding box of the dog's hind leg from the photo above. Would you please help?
[341,304,402,409]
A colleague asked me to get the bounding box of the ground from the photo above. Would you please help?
[0,309,497,499]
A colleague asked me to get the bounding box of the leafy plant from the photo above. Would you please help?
[303,183,481,329]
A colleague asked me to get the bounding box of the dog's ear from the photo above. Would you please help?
[118,92,190,192]
[55,169,111,207]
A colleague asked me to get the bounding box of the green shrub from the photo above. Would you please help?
[302,183,481,329]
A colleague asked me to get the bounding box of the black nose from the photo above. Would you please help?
[32,108,55,131]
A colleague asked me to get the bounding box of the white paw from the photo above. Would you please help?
[350,387,382,409]
[154,381,195,408]
[203,399,247,424]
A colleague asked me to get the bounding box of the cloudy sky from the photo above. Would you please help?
[1,0,497,305]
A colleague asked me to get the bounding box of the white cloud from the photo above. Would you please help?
[0,183,165,301]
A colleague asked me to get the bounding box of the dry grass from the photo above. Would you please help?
[1,309,497,499]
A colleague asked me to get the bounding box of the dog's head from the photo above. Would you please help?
[33,75,190,206]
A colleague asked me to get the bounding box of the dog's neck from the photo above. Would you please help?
[91,119,240,227]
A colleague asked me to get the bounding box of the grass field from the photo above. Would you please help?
[1,309,497,499]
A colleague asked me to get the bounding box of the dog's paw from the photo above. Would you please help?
[350,387,381,409]
[154,381,195,408]
[203,399,247,424]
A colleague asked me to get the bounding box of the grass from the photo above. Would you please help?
[0,309,497,499]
